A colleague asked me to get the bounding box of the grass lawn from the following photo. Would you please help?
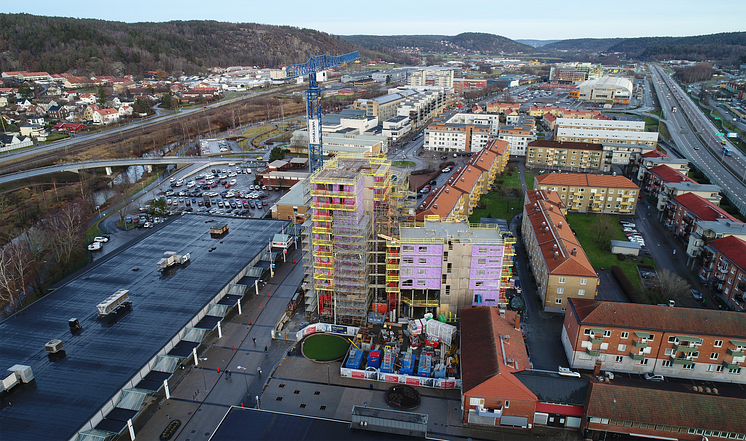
[301,333,350,361]
[469,195,522,222]
[566,213,656,287]
[393,160,415,167]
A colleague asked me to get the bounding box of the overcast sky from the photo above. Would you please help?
[6,0,745,40]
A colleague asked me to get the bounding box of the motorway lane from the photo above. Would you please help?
[649,64,746,213]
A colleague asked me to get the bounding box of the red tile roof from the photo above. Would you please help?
[672,192,737,222]
[568,298,746,338]
[648,164,694,184]
[642,150,667,158]
[708,235,746,272]
[586,382,746,433]
[460,308,534,400]
[535,173,638,189]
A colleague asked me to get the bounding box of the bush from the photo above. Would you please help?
[611,265,644,303]
[160,420,181,440]
[617,254,625,261]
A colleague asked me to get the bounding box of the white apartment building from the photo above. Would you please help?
[556,128,658,148]
[408,68,455,88]
[555,118,644,132]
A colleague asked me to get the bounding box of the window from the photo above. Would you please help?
[584,329,592,335]
[443,252,448,262]
[636,358,649,365]
[418,258,426,264]
[618,344,626,351]
[442,274,447,284]
[615,356,623,363]
[475,281,484,287]
[664,348,674,356]
[477,258,486,265]
[418,246,427,253]
[556,288,564,294]
[609,190,614,194]
[580,278,587,285]
[714,340,723,347]
[729,368,741,374]
[668,336,676,343]
[417,269,426,275]
[402,268,413,276]
[403,245,414,252]
[710,353,719,360]
[417,280,426,286]
[445,285,450,295]
[662,360,672,368]
[555,298,563,304]
[401,257,415,265]
[504,401,510,408]
[558,277,566,283]
[683,363,695,370]
[447,263,453,274]
[478,247,487,253]
[578,289,586,296]
[402,280,413,287]
[604,330,612,337]
[476,269,485,276]
[621,332,629,339]
[717,365,724,372]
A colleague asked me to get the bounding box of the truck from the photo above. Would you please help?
[96,289,132,318]
[157,251,191,269]
[671,106,677,113]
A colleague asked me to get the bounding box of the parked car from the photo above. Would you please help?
[691,289,703,301]
[87,242,102,251]
[93,236,109,243]
[644,373,665,382]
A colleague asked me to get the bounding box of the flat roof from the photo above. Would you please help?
[400,221,505,244]
[210,407,417,441]
[0,215,289,440]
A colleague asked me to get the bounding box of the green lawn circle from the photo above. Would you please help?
[301,333,351,362]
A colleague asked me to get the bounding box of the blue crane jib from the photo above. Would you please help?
[281,51,360,172]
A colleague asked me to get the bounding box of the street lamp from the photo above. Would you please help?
[199,358,208,392]
[236,366,249,401]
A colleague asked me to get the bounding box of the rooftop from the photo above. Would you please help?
[0,215,289,440]
[708,235,746,272]
[671,192,737,222]
[535,172,638,189]
[648,164,695,184]
[400,220,505,244]
[568,298,746,338]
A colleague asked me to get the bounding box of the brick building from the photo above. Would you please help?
[663,192,737,244]
[526,140,604,171]
[522,190,598,312]
[699,235,746,312]
[534,173,639,215]
[453,78,488,94]
[561,298,746,383]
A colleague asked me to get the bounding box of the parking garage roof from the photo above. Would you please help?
[0,215,290,440]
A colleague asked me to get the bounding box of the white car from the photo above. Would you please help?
[187,181,196,188]
[87,242,102,251]
[230,179,237,185]
[143,222,153,228]
[228,162,235,166]
[93,236,109,243]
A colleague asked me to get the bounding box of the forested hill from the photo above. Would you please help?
[341,32,535,55]
[0,13,413,77]
[542,32,746,65]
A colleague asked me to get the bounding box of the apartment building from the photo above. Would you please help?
[423,113,497,153]
[534,173,640,215]
[498,116,535,157]
[526,140,604,171]
[352,91,413,121]
[408,68,455,88]
[395,221,515,316]
[486,102,517,115]
[453,78,488,94]
[555,127,658,148]
[395,87,449,129]
[576,76,633,104]
[643,165,698,208]
[686,218,746,269]
[522,190,598,312]
[636,151,690,182]
[561,298,746,383]
[600,143,656,172]
[381,115,412,140]
[303,156,408,325]
[663,192,737,244]
[699,235,746,311]
[549,63,602,85]
[416,140,508,221]
[555,118,644,132]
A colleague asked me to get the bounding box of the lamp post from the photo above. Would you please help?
[199,357,208,392]
[236,366,249,401]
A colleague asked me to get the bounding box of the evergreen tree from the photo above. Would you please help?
[96,85,107,106]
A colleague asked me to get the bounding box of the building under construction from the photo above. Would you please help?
[302,154,413,325]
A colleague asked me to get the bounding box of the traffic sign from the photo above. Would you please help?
[727,132,738,138]
[716,133,725,136]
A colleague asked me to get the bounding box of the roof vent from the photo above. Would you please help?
[542,221,546,227]
[572,247,577,256]
[558,221,563,228]
[545,227,550,234]
[553,244,558,251]
[554,251,559,259]
[434,204,438,209]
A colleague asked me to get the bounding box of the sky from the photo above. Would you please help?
[5,0,745,41]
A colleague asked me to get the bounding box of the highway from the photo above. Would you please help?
[648,64,746,215]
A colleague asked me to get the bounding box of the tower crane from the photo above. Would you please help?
[277,51,360,171]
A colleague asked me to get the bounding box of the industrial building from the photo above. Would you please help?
[0,215,291,441]
[549,63,603,85]
[575,76,634,104]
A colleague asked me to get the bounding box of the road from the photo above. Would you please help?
[648,64,746,214]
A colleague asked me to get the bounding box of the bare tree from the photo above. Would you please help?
[23,227,49,297]
[591,215,616,249]
[112,192,133,230]
[0,240,34,314]
[44,202,88,268]
[647,269,690,304]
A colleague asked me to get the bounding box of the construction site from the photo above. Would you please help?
[301,153,516,327]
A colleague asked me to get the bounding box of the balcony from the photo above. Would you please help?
[632,339,648,349]
[722,360,741,370]
[629,352,645,361]
[727,347,745,357]
[670,356,694,364]
[673,344,697,353]
[586,348,601,356]
[589,336,603,344]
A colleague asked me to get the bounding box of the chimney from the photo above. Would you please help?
[571,247,577,256]
[514,314,521,331]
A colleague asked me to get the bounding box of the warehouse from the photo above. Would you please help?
[0,215,290,441]
[576,76,633,104]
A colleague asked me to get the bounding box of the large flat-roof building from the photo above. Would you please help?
[576,76,634,104]
[0,215,290,440]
